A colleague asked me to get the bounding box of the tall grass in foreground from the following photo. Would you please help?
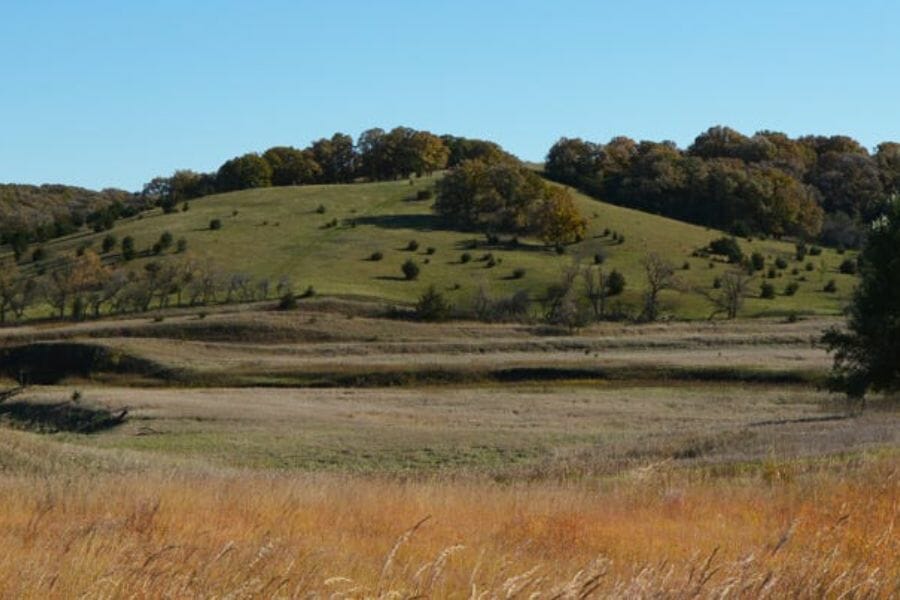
[0,457,895,598]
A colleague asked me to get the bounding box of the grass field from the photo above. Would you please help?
[10,176,859,319]
[0,199,894,596]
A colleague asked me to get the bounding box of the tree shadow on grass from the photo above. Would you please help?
[353,214,444,232]
[0,400,127,433]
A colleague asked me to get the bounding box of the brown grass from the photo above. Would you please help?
[0,455,895,598]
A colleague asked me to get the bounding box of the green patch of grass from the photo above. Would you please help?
[13,176,858,318]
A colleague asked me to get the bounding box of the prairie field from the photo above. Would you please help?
[0,310,898,597]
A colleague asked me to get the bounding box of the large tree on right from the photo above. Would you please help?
[823,197,900,406]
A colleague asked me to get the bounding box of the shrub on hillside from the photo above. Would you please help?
[369,251,384,261]
[121,236,136,261]
[784,281,800,296]
[402,259,420,280]
[707,237,743,263]
[406,240,419,252]
[839,258,858,275]
[209,219,222,230]
[760,282,776,299]
[101,233,117,254]
[460,252,472,264]
[750,252,765,271]
[277,292,298,310]
[415,285,450,321]
[824,279,838,293]
[775,257,788,269]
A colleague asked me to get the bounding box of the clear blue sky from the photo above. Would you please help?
[1,0,897,191]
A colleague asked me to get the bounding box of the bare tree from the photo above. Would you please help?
[697,270,752,319]
[641,253,676,322]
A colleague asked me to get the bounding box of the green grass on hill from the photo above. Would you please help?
[17,176,857,319]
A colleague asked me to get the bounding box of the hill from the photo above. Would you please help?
[9,175,858,319]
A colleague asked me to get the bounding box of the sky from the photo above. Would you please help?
[1,0,898,191]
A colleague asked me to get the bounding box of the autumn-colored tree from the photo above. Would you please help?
[533,187,586,246]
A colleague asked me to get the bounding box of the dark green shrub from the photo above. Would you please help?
[31,247,47,262]
[209,219,222,230]
[402,259,420,280]
[426,247,436,255]
[460,252,472,264]
[176,238,188,253]
[707,237,743,263]
[300,285,316,298]
[751,252,765,271]
[760,282,776,299]
[682,261,691,270]
[784,281,800,296]
[824,279,838,293]
[122,236,135,261]
[775,257,788,269]
[101,233,117,254]
[278,292,298,310]
[416,189,433,201]
[606,270,626,296]
[805,261,815,272]
[406,240,419,251]
[369,251,384,261]
[713,277,722,289]
[839,258,857,275]
[795,241,808,261]
[415,285,450,321]
[594,252,605,265]
[809,245,822,256]
[316,204,326,214]
[512,268,526,279]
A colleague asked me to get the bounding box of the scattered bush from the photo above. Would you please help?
[593,251,605,265]
[839,258,858,275]
[511,268,526,279]
[315,204,326,214]
[750,252,765,271]
[606,270,627,296]
[712,277,722,289]
[121,236,135,261]
[415,285,450,321]
[784,281,800,296]
[824,279,838,293]
[416,189,433,201]
[760,282,776,299]
[31,247,47,262]
[682,261,691,270]
[101,234,117,254]
[795,241,808,261]
[775,257,788,269]
[426,247,436,255]
[277,292,298,310]
[406,240,419,252]
[176,238,188,253]
[460,252,472,264]
[767,268,777,279]
[707,237,743,263]
[209,219,222,230]
[402,259,420,280]
[485,256,497,268]
[300,285,316,298]
[369,251,384,261]
[809,245,822,256]
[805,261,815,272]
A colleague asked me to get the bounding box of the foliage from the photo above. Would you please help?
[414,285,450,321]
[823,200,900,401]
[401,259,420,280]
[707,237,743,263]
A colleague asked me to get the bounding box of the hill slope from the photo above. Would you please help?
[16,176,857,318]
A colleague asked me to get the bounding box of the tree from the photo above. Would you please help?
[216,153,273,191]
[823,198,900,406]
[533,187,587,247]
[640,253,676,321]
[698,270,751,319]
[583,266,625,320]
[262,146,322,186]
[415,285,450,321]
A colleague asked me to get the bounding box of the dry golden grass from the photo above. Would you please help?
[0,455,895,598]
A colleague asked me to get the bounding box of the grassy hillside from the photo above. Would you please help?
[16,176,858,319]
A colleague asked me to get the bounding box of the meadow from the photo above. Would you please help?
[0,179,895,598]
[9,176,859,319]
